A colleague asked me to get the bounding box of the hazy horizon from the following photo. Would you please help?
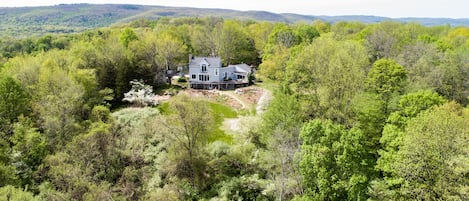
[0,0,467,19]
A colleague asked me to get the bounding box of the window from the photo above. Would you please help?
[191,74,196,79]
[201,64,207,72]
[199,74,210,81]
[215,68,218,76]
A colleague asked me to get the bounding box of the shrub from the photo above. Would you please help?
[177,77,187,83]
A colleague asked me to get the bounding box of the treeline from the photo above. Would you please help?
[0,17,469,200]
[260,20,469,200]
[0,17,287,200]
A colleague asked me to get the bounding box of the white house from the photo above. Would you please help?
[188,55,251,89]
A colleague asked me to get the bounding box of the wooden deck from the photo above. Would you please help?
[189,80,249,90]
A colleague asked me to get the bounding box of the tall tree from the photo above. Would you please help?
[155,31,187,71]
[261,88,305,199]
[286,36,369,124]
[366,58,407,116]
[33,60,84,149]
[356,58,407,153]
[294,24,320,44]
[0,76,30,134]
[371,102,469,200]
[127,31,165,84]
[431,48,469,105]
[189,24,217,57]
[162,96,213,188]
[10,117,47,188]
[298,119,373,201]
[247,22,274,57]
[266,24,299,48]
[215,20,259,65]
[120,28,138,48]
[375,91,446,196]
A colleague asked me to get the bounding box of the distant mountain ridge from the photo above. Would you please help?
[1,4,468,37]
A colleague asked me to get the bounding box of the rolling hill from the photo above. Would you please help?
[1,3,468,37]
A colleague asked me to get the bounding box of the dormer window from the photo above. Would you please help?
[201,64,207,72]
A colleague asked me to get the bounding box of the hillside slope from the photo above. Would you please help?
[1,4,469,37]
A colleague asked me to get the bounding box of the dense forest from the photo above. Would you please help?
[2,4,469,38]
[1,15,469,200]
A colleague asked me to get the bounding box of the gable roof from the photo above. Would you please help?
[190,57,222,67]
[228,64,251,73]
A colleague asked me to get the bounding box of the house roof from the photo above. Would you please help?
[190,57,222,67]
[228,64,251,73]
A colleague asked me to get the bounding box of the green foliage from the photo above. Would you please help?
[262,89,304,138]
[375,91,447,197]
[312,20,331,34]
[286,36,368,124]
[2,14,469,201]
[387,90,446,127]
[157,102,172,115]
[299,119,374,200]
[163,96,214,188]
[367,59,407,100]
[366,58,407,116]
[247,22,274,56]
[377,103,469,200]
[258,44,290,81]
[177,77,187,82]
[11,117,48,188]
[0,4,465,38]
[431,48,469,105]
[154,30,187,70]
[90,105,111,123]
[0,76,29,133]
[267,24,300,48]
[259,88,305,199]
[351,92,387,147]
[332,21,366,40]
[218,174,271,200]
[33,59,84,149]
[295,24,320,44]
[215,20,260,65]
[72,68,113,116]
[119,28,138,47]
[0,185,37,201]
[0,161,17,187]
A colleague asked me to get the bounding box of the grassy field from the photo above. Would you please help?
[207,102,237,143]
[157,98,238,144]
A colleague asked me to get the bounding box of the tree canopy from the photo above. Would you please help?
[0,16,469,200]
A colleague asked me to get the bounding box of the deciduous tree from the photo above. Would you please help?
[299,119,373,201]
[162,96,213,188]
[0,76,29,134]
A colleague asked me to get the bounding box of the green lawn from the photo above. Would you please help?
[207,102,237,144]
[157,99,237,144]
[156,102,171,115]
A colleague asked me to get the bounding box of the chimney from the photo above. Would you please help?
[189,54,193,63]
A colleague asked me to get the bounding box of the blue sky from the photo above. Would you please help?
[0,0,466,18]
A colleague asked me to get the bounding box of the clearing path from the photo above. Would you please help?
[218,90,247,110]
[221,86,272,135]
[255,88,272,115]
